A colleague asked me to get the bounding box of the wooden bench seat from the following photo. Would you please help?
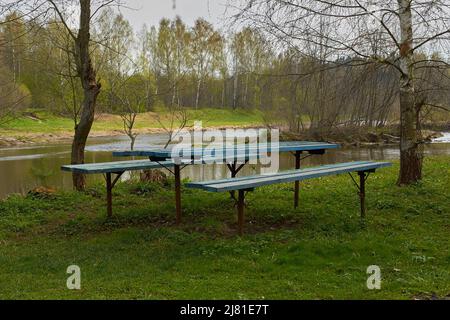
[186,161,391,234]
[61,160,175,174]
[62,160,175,217]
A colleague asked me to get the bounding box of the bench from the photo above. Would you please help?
[62,160,175,217]
[186,161,392,235]
[61,156,260,221]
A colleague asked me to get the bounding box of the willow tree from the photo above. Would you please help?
[235,0,450,185]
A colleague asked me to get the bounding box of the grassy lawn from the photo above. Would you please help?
[0,156,448,299]
[0,108,265,136]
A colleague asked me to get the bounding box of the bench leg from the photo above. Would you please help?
[174,164,182,224]
[358,172,366,219]
[106,173,113,218]
[229,161,237,200]
[237,189,245,235]
[294,151,301,208]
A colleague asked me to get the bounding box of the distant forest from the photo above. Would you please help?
[1,9,449,133]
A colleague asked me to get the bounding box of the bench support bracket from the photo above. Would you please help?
[227,159,249,201]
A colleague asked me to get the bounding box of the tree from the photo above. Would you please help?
[230,27,270,109]
[234,0,450,185]
[136,24,159,111]
[44,0,108,190]
[0,61,30,123]
[216,34,229,107]
[190,18,222,109]
[172,17,190,107]
[155,18,176,107]
[0,11,31,123]
[95,9,134,113]
[115,74,147,150]
[1,12,27,82]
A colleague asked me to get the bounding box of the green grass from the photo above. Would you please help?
[0,156,449,299]
[0,108,265,136]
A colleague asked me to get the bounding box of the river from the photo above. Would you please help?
[1,132,449,199]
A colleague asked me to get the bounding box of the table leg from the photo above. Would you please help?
[294,151,301,208]
[237,189,245,235]
[106,173,113,218]
[358,171,366,219]
[174,164,182,224]
[230,161,237,199]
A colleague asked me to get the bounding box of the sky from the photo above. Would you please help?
[119,0,232,31]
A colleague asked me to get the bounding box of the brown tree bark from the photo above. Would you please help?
[71,0,101,190]
[397,0,422,185]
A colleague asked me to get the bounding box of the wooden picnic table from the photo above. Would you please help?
[113,141,339,223]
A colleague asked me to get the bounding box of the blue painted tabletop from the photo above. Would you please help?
[112,141,339,159]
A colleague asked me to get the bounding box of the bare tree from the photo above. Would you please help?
[120,106,138,151]
[0,63,30,124]
[234,0,450,184]
[114,74,147,150]
[157,106,189,149]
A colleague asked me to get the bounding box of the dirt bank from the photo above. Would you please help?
[280,126,444,146]
[0,124,265,148]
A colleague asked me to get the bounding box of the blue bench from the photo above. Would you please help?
[62,160,174,217]
[61,156,262,221]
[187,161,392,235]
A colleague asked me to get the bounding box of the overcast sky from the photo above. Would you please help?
[119,0,232,31]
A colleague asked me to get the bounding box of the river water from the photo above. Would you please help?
[1,132,449,199]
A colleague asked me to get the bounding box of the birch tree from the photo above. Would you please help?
[190,18,222,109]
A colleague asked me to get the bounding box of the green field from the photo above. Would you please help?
[0,108,265,136]
[0,156,449,299]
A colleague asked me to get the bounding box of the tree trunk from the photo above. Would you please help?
[243,73,249,107]
[397,0,422,185]
[195,78,201,109]
[233,72,238,110]
[130,135,136,151]
[71,0,101,191]
[221,78,226,107]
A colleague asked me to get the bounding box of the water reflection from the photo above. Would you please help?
[0,133,449,199]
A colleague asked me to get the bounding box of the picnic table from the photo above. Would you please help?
[62,140,391,234]
[112,141,339,223]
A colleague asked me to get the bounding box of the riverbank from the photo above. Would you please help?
[0,156,448,299]
[1,110,448,148]
[0,108,265,147]
[281,125,447,147]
